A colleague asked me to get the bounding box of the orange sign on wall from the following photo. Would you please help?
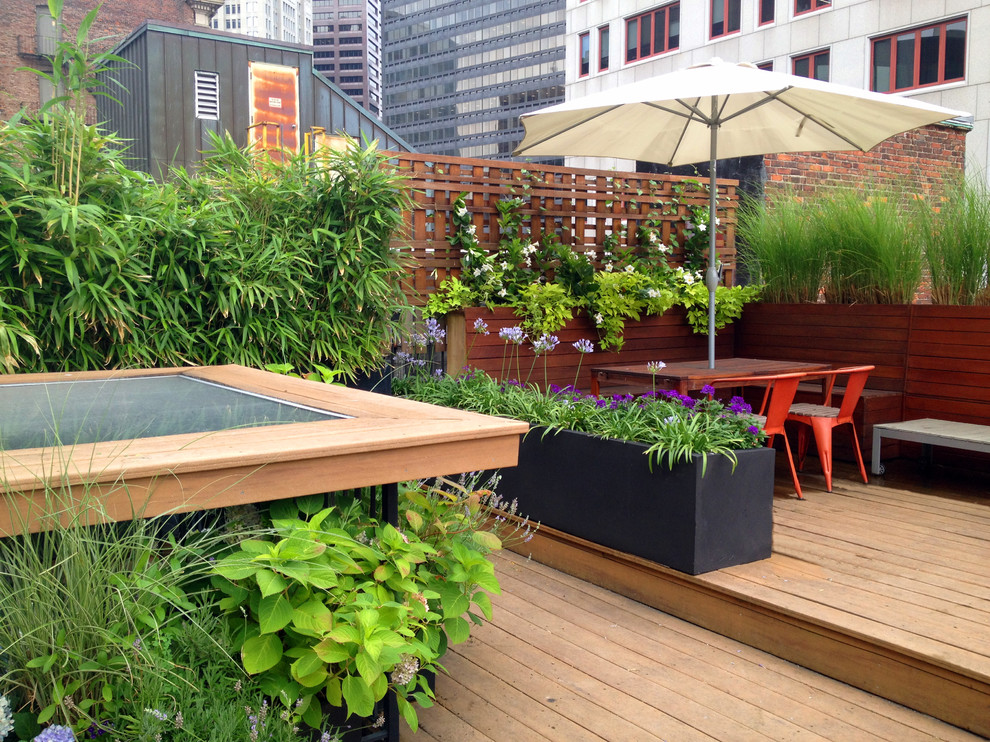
[248,62,300,157]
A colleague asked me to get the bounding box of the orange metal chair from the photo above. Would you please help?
[786,365,875,493]
[710,372,807,499]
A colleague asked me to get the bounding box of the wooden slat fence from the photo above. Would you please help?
[389,153,739,306]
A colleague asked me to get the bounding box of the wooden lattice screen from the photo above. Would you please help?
[388,152,739,306]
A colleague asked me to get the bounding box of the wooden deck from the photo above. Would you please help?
[402,460,990,740]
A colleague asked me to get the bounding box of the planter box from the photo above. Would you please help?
[496,428,775,575]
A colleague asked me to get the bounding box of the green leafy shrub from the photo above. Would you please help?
[394,369,765,472]
[212,483,528,733]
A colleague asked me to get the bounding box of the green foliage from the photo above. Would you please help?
[918,178,990,305]
[737,192,826,303]
[819,188,922,304]
[434,193,755,350]
[212,483,525,732]
[740,187,925,305]
[394,369,765,472]
[512,282,583,337]
[680,282,762,335]
[423,275,477,317]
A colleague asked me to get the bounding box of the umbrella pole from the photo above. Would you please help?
[706,104,719,369]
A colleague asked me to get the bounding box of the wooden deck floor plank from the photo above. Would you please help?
[493,558,961,742]
[498,553,981,742]
[486,584,830,742]
[703,560,990,678]
[774,502,990,585]
[772,530,990,619]
[428,649,589,742]
[461,621,708,741]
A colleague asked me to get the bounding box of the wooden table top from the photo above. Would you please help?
[590,357,832,396]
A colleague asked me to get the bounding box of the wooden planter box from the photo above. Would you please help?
[494,428,775,575]
[445,307,734,391]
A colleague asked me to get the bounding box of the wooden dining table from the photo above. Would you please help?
[589,357,832,396]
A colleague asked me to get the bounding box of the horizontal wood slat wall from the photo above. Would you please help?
[389,153,739,306]
[736,303,990,463]
[448,307,731,391]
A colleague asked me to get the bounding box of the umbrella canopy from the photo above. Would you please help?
[515,59,968,367]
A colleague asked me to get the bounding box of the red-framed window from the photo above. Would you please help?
[792,49,829,81]
[599,25,610,71]
[626,3,680,63]
[757,60,773,71]
[795,0,830,16]
[871,18,966,93]
[759,0,775,25]
[579,32,590,77]
[711,0,740,39]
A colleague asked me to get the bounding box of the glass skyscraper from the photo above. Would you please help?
[382,0,565,159]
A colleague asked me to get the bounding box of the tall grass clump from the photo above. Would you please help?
[817,187,922,304]
[737,192,825,303]
[919,177,990,305]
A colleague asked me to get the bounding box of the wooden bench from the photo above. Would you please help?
[871,418,990,475]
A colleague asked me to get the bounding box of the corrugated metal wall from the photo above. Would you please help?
[99,22,409,178]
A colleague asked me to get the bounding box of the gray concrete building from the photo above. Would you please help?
[312,0,383,116]
[382,0,566,159]
[565,0,984,177]
[210,0,313,43]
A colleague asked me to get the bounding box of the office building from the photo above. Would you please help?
[382,0,566,159]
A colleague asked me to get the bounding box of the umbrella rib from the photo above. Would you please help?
[774,98,871,149]
[514,106,619,154]
[716,87,792,125]
[645,100,711,166]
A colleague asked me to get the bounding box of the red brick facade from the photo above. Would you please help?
[0,0,197,121]
[763,123,967,198]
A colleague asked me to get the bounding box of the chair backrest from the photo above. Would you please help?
[709,372,806,436]
[804,365,875,421]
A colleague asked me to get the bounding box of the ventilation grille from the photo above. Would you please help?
[194,70,220,121]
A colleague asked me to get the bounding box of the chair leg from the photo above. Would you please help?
[796,424,810,471]
[810,418,834,492]
[780,434,803,500]
[847,423,869,484]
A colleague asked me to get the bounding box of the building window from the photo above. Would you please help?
[871,18,966,93]
[626,3,680,63]
[792,49,829,81]
[795,0,830,15]
[579,32,590,77]
[194,70,220,121]
[759,0,774,25]
[757,60,773,71]
[599,26,610,71]
[711,0,740,39]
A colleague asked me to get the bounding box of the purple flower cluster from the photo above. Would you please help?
[572,338,595,354]
[34,726,75,742]
[498,326,526,345]
[532,333,559,355]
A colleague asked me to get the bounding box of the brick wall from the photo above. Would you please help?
[0,0,195,121]
[762,123,966,199]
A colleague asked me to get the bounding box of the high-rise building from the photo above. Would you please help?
[211,0,313,45]
[312,0,383,116]
[566,1,982,177]
[382,0,566,160]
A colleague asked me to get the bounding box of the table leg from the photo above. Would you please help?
[590,371,600,396]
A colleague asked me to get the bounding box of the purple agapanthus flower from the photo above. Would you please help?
[473,317,490,335]
[532,333,560,355]
[498,326,527,345]
[573,338,595,354]
[424,317,446,343]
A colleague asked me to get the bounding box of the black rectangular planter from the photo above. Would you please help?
[495,429,775,575]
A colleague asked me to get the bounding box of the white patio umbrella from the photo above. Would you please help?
[514,59,968,368]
